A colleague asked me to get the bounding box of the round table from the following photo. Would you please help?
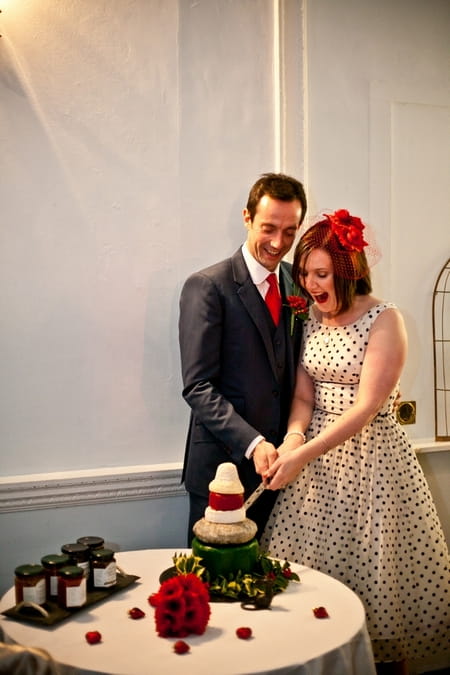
[1,549,376,674]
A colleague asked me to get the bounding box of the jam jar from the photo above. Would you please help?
[61,542,90,578]
[57,565,86,608]
[15,564,46,605]
[91,548,117,588]
[41,554,70,597]
[76,535,104,551]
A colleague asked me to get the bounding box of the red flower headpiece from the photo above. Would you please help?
[296,208,381,281]
[324,209,368,252]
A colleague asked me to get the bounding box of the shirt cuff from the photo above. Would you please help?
[245,435,265,459]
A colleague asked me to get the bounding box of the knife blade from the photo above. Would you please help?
[243,481,267,510]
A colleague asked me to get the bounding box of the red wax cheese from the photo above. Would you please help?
[208,492,244,511]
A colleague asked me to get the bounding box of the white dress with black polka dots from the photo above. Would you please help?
[261,303,450,667]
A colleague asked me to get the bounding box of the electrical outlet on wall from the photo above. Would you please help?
[396,401,416,425]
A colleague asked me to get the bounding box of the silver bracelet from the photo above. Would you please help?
[283,430,306,443]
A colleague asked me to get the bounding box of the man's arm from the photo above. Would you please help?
[179,271,262,463]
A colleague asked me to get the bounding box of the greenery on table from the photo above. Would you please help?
[172,552,300,603]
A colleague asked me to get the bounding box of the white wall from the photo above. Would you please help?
[0,0,296,595]
[0,0,282,476]
[304,0,450,439]
[2,0,448,472]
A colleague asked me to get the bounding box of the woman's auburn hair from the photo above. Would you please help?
[292,224,372,315]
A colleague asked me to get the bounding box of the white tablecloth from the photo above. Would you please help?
[1,549,376,675]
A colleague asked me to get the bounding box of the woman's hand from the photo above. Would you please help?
[277,433,304,457]
[263,446,308,490]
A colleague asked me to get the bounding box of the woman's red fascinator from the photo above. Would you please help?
[325,209,368,252]
[298,209,380,281]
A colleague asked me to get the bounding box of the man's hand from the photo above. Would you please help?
[252,440,278,479]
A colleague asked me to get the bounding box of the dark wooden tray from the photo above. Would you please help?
[1,572,140,627]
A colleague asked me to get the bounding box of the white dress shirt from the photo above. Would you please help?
[241,243,280,458]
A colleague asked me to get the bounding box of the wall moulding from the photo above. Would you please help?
[0,463,186,514]
[1,441,449,515]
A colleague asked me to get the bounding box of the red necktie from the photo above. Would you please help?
[265,273,281,325]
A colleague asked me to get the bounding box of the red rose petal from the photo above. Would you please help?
[313,606,329,619]
[85,630,102,644]
[174,640,190,654]
[128,607,146,619]
[236,626,252,639]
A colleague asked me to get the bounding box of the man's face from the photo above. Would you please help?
[243,195,302,272]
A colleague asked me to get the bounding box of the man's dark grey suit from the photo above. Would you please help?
[179,247,302,542]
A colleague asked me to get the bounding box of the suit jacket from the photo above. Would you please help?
[179,247,303,500]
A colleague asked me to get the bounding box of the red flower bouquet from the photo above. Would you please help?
[326,209,368,252]
[149,573,211,638]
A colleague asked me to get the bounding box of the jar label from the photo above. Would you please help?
[93,561,117,588]
[50,575,58,596]
[78,560,90,577]
[66,578,86,607]
[23,578,46,605]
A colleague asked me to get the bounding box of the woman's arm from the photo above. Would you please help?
[276,365,315,456]
[265,307,407,488]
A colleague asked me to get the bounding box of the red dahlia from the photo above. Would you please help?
[151,573,211,638]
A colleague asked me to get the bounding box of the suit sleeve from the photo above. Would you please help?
[179,271,261,462]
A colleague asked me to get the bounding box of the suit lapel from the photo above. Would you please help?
[231,250,279,377]
[279,262,294,328]
[231,250,302,384]
[280,262,304,386]
[279,263,297,389]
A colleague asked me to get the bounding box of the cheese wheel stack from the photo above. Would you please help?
[204,463,246,524]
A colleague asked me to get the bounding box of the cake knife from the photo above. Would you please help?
[243,481,267,510]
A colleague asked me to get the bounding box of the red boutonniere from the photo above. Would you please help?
[286,288,309,335]
[325,209,368,252]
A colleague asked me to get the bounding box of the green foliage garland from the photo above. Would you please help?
[173,552,300,602]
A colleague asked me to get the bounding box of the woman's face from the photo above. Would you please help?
[299,248,337,314]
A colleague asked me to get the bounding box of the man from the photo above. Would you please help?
[179,173,307,543]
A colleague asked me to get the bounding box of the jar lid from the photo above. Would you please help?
[90,548,115,561]
[76,536,104,550]
[41,554,70,567]
[59,565,84,578]
[15,564,45,577]
[61,543,89,556]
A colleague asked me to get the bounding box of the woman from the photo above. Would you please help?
[261,210,449,674]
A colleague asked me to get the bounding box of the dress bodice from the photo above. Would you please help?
[301,302,399,416]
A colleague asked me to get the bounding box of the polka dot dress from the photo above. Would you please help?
[261,303,450,667]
